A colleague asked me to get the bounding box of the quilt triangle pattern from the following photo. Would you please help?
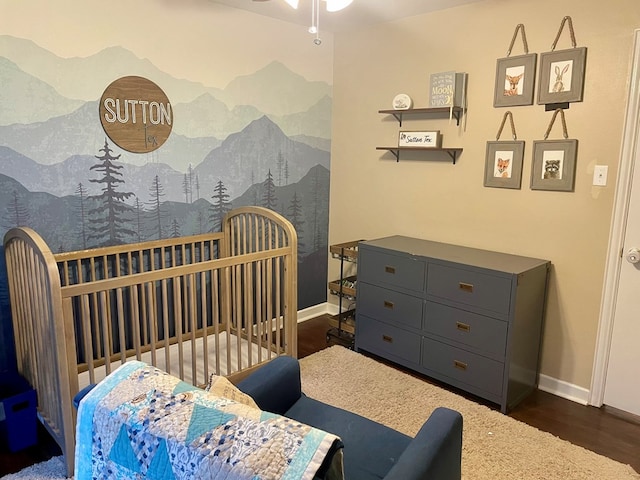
[146,438,176,480]
[109,424,142,473]
[185,403,235,444]
[173,380,200,395]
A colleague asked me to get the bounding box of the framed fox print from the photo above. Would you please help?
[494,54,537,107]
[484,140,525,189]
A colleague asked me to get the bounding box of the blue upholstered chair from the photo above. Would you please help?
[236,356,463,480]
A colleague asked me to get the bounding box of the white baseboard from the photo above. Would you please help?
[537,373,590,405]
[297,302,334,323]
[297,303,591,406]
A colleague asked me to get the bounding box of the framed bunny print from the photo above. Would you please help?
[537,47,587,105]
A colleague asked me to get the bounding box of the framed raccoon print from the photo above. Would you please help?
[484,141,525,189]
[530,139,578,191]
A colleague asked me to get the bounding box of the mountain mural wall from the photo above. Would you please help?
[0,10,334,371]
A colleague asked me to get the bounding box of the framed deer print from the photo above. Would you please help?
[537,47,587,105]
[484,140,525,189]
[494,54,537,107]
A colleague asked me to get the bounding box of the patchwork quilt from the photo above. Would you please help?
[75,361,342,480]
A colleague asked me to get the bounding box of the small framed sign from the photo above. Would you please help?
[398,131,441,148]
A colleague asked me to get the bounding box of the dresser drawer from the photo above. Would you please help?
[424,301,508,358]
[422,337,504,397]
[357,315,421,365]
[427,263,512,314]
[359,248,426,294]
[358,283,423,330]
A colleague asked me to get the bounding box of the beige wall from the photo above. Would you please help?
[329,0,640,390]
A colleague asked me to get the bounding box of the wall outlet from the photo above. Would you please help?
[593,165,608,186]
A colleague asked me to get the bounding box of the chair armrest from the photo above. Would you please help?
[383,407,463,480]
[235,356,302,415]
[73,384,96,409]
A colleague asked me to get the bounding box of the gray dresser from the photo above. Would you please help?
[355,235,550,413]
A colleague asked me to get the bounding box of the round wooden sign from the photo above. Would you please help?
[99,76,173,153]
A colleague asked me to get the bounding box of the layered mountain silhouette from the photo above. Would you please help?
[1,116,329,202]
[196,116,329,198]
[0,35,331,121]
[0,57,84,125]
[0,162,329,259]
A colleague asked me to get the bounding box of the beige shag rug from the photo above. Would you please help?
[299,346,640,480]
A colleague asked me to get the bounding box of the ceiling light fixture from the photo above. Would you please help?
[253,0,353,45]
[307,0,353,45]
[324,0,353,12]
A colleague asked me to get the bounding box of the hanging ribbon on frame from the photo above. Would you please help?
[537,16,587,105]
[531,108,579,191]
[493,24,537,108]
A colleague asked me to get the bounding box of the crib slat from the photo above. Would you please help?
[188,273,197,384]
[200,270,209,384]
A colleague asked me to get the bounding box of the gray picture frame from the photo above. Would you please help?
[537,47,587,104]
[484,141,525,189]
[493,54,537,107]
[530,139,578,191]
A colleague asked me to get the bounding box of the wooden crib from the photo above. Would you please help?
[3,206,298,476]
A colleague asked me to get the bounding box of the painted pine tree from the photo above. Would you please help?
[262,169,277,211]
[133,196,144,243]
[88,140,135,247]
[210,179,231,232]
[2,190,30,230]
[288,191,305,259]
[147,174,166,240]
[75,182,88,249]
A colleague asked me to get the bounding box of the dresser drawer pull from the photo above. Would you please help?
[456,322,470,332]
[382,334,393,343]
[383,300,394,309]
[454,360,468,371]
[385,265,396,274]
[459,282,474,293]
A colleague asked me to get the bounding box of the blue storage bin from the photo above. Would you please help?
[0,372,37,452]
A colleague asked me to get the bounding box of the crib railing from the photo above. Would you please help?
[224,207,298,361]
[59,246,295,384]
[3,206,298,478]
[54,232,227,381]
[3,227,78,479]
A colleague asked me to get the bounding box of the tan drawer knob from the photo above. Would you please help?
[385,266,396,274]
[456,322,471,332]
[454,360,468,371]
[383,300,394,309]
[459,282,473,293]
[382,334,393,343]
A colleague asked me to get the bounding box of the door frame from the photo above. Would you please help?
[590,29,640,407]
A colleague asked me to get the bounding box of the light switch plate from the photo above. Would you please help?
[593,165,608,186]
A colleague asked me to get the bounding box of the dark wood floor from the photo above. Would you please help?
[1,314,639,476]
[300,315,640,474]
